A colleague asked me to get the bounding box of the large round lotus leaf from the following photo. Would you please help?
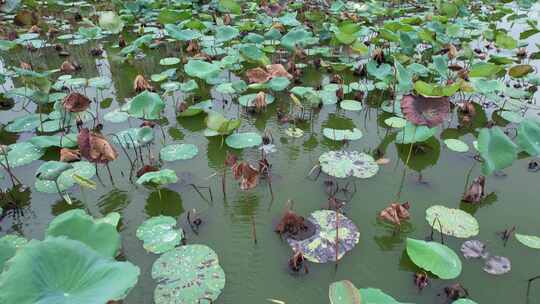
[136,216,183,254]
[395,122,436,144]
[426,205,479,238]
[29,134,78,148]
[0,234,27,270]
[288,210,360,263]
[478,127,518,175]
[0,142,44,168]
[215,25,239,42]
[128,91,165,120]
[319,151,379,179]
[329,280,361,304]
[185,59,221,80]
[113,127,155,148]
[225,132,262,149]
[46,209,120,257]
[515,233,540,249]
[35,161,96,193]
[5,114,42,132]
[517,119,540,156]
[444,139,469,152]
[98,11,124,34]
[0,237,140,304]
[35,161,73,180]
[340,100,363,111]
[406,238,462,279]
[151,244,225,304]
[358,288,403,303]
[159,57,180,66]
[137,169,178,185]
[238,93,275,107]
[323,128,363,141]
[160,144,198,161]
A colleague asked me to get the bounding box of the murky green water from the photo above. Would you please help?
[2,19,540,304]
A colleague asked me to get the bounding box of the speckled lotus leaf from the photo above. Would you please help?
[288,210,360,263]
[35,161,73,180]
[151,244,226,304]
[329,280,361,304]
[35,161,96,193]
[0,237,140,304]
[460,240,488,259]
[319,151,379,179]
[322,128,363,141]
[425,205,479,238]
[225,132,262,149]
[0,142,44,168]
[136,216,183,254]
[46,209,120,257]
[137,169,178,185]
[160,144,199,161]
[483,255,511,275]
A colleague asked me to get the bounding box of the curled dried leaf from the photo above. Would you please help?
[254,91,267,111]
[246,68,270,84]
[231,161,259,190]
[266,64,292,79]
[133,75,154,92]
[445,283,468,300]
[63,92,91,112]
[136,165,159,178]
[60,148,81,162]
[60,61,80,73]
[77,128,118,164]
[401,94,450,127]
[379,202,410,226]
[462,176,486,203]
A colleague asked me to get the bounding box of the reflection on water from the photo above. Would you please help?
[145,187,183,217]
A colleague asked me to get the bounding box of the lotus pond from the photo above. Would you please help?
[1,0,540,303]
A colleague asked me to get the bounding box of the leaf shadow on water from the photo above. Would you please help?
[373,221,414,251]
[396,137,441,173]
[51,198,85,216]
[145,188,183,217]
[458,192,498,216]
[98,188,129,215]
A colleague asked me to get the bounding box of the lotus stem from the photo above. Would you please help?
[335,210,340,268]
[527,275,540,303]
[251,214,257,245]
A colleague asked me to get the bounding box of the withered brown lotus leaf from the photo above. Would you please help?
[60,61,78,73]
[401,94,450,127]
[246,67,270,84]
[78,128,118,164]
[463,176,486,203]
[379,202,410,226]
[254,91,267,111]
[231,161,259,190]
[60,148,81,162]
[133,75,154,92]
[63,92,91,113]
[266,64,292,79]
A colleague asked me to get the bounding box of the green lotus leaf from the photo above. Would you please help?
[508,64,534,78]
[151,244,225,304]
[469,63,504,78]
[137,169,178,185]
[104,109,129,123]
[215,25,239,42]
[414,81,460,97]
[319,151,379,178]
[165,24,202,41]
[185,59,221,81]
[0,234,27,270]
[515,233,540,249]
[499,110,523,123]
[323,128,363,141]
[384,117,407,128]
[0,237,139,304]
[99,11,124,34]
[46,209,120,257]
[29,134,78,148]
[453,299,478,304]
[285,127,304,138]
[239,44,270,65]
[395,122,436,144]
[444,139,469,153]
[358,288,404,303]
[0,142,44,168]
[406,238,462,279]
[35,161,96,193]
[517,119,540,156]
[281,28,316,50]
[35,161,73,180]
[288,210,360,263]
[113,127,155,148]
[160,144,198,161]
[218,0,241,14]
[238,93,275,107]
[477,127,518,175]
[495,32,517,49]
[136,216,183,254]
[426,205,479,238]
[340,100,363,111]
[225,132,262,149]
[267,76,290,91]
[329,280,361,304]
[5,114,43,132]
[159,57,180,66]
[128,91,165,120]
[179,79,199,92]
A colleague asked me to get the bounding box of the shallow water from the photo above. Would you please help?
[2,7,540,304]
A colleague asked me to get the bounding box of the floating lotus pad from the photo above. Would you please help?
[113,127,155,148]
[137,169,178,185]
[515,233,540,249]
[359,288,404,303]
[288,210,360,263]
[384,117,407,128]
[477,127,518,175]
[160,144,198,161]
[340,100,363,111]
[406,238,462,279]
[460,240,488,259]
[159,57,181,66]
[151,244,226,304]
[323,128,363,141]
[46,209,120,257]
[35,161,73,180]
[319,151,379,179]
[0,237,140,303]
[29,134,78,148]
[329,280,361,304]
[238,93,275,107]
[285,127,304,138]
[127,91,165,120]
[5,114,43,132]
[444,139,469,153]
[136,216,183,254]
[0,234,27,270]
[483,256,511,275]
[425,205,479,238]
[0,142,44,168]
[35,161,96,193]
[225,132,262,149]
